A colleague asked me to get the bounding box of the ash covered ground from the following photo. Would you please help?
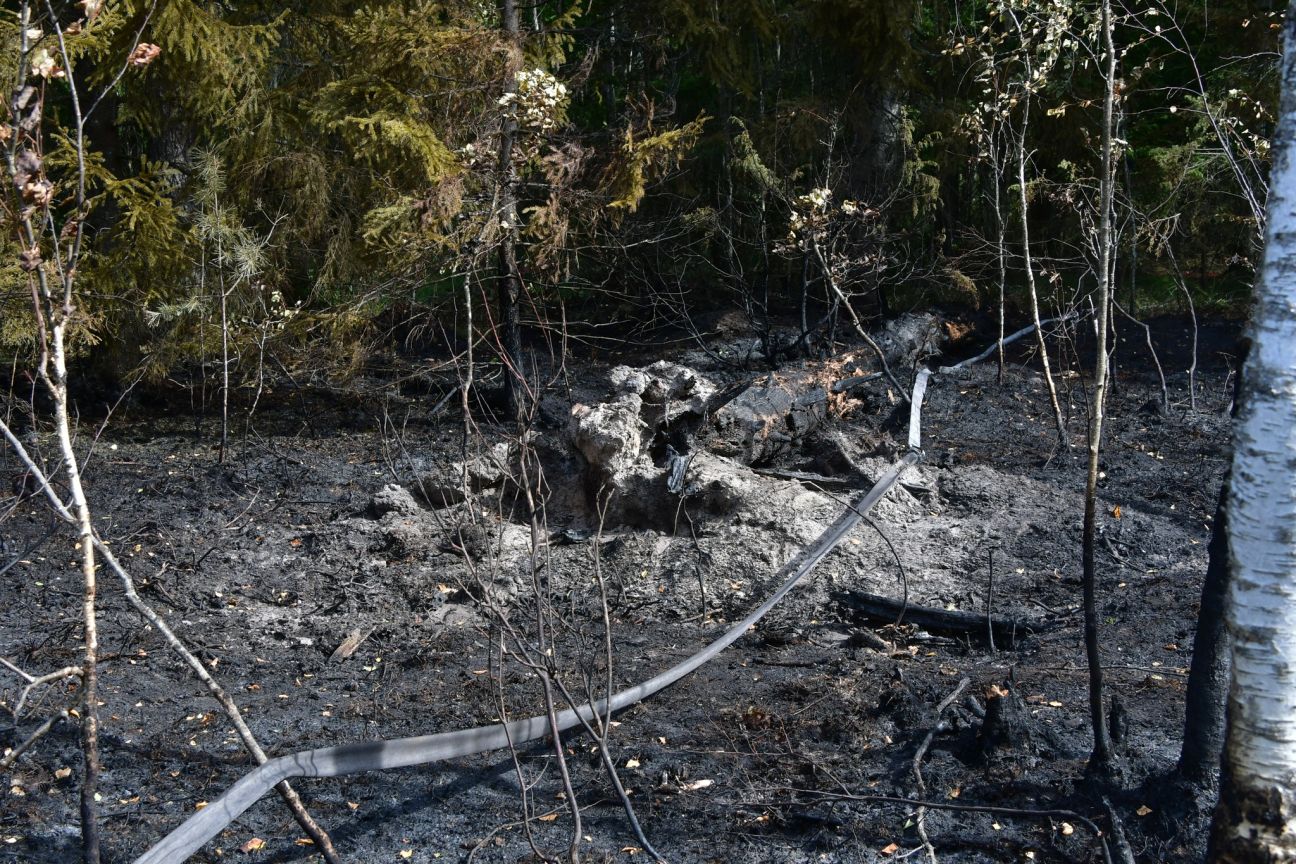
[1,315,1237,863]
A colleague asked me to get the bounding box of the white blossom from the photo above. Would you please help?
[796,187,832,213]
[30,47,63,79]
[502,68,569,131]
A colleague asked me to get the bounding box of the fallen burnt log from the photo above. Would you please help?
[832,590,1059,643]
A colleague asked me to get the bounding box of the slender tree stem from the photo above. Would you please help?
[1005,8,1067,446]
[497,0,526,424]
[809,239,908,401]
[1081,0,1119,774]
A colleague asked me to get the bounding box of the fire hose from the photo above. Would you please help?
[136,321,1055,863]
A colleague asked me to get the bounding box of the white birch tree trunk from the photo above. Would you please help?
[1210,4,1296,858]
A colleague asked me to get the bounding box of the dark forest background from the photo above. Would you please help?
[1,0,1278,386]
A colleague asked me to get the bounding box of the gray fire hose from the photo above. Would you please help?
[138,323,1051,863]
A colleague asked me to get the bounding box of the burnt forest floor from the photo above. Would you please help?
[1,314,1239,864]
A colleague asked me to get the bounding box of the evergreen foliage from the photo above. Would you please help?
[0,0,1281,381]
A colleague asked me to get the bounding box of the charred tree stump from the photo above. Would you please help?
[977,683,1040,761]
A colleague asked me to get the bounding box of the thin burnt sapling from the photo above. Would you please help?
[1078,0,1120,778]
[1,8,338,855]
[4,10,115,854]
[440,382,587,860]
[998,2,1070,448]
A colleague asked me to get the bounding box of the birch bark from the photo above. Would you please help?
[1210,3,1296,858]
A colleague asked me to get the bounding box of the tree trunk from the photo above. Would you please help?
[497,0,525,424]
[1013,83,1067,447]
[993,130,1007,382]
[50,332,102,864]
[1209,5,1296,858]
[1119,111,1139,317]
[1177,339,1244,789]
[1177,475,1232,786]
[1080,0,1117,775]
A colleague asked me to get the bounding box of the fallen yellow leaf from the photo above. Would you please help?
[239,837,265,853]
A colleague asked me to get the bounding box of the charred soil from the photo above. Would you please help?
[1,316,1237,864]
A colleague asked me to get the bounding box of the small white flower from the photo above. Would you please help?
[508,68,568,129]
